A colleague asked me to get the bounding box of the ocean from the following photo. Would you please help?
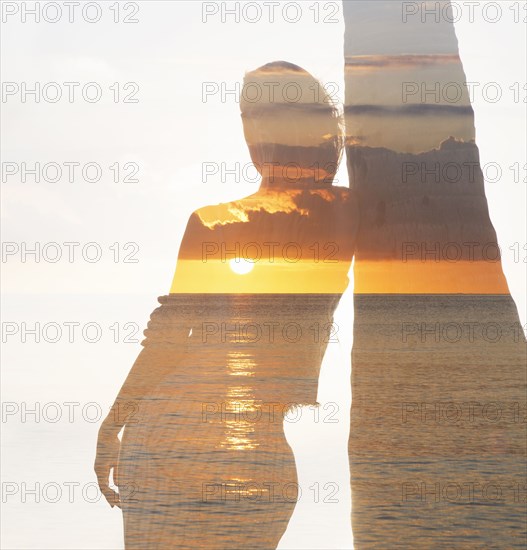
[1,292,525,548]
[350,294,526,549]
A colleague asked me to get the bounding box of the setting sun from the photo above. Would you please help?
[229,258,255,275]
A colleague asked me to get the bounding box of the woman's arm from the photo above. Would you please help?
[99,213,199,433]
[95,213,197,506]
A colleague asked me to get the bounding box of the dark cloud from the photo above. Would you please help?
[178,188,357,262]
[242,101,337,118]
[345,142,496,261]
[345,54,460,69]
[345,104,473,116]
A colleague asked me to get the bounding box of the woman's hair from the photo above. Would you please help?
[240,61,344,186]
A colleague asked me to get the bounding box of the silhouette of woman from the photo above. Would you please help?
[95,61,357,549]
[344,2,526,547]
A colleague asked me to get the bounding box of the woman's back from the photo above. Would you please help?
[118,186,356,549]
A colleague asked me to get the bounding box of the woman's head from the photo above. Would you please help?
[240,61,343,187]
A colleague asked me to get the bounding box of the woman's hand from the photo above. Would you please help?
[94,425,122,509]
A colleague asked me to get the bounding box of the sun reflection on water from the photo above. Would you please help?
[220,352,259,450]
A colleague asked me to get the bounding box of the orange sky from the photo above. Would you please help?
[354,260,509,294]
[168,184,510,295]
[171,259,351,294]
[170,186,357,294]
[170,258,509,295]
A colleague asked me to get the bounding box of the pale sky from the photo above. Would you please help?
[1,2,525,549]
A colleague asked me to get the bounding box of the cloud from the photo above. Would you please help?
[196,190,310,230]
[345,104,473,116]
[345,135,366,146]
[178,188,357,261]
[241,101,337,118]
[345,54,461,71]
[245,60,307,77]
